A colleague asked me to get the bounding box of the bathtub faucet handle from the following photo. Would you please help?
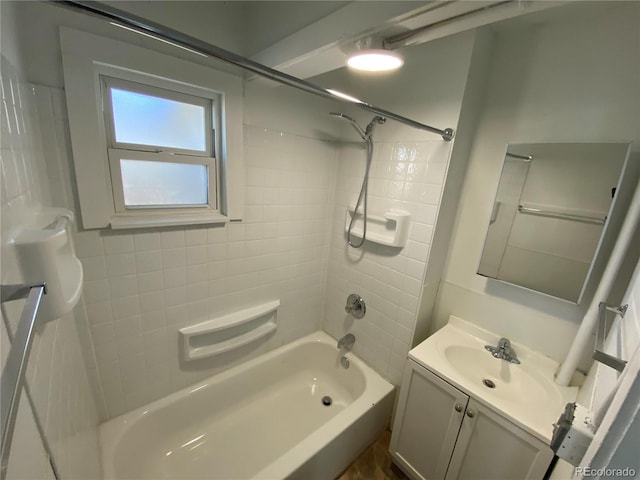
[345,294,366,319]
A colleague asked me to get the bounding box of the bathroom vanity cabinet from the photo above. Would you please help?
[389,359,553,480]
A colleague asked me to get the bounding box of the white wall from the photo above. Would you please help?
[318,31,476,385]
[415,30,494,347]
[1,2,102,477]
[433,1,640,367]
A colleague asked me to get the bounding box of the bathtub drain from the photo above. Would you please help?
[322,396,333,406]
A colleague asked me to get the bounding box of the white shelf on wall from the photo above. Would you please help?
[13,208,83,323]
[179,300,279,361]
[345,205,411,248]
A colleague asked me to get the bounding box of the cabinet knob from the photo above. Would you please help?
[455,404,463,412]
[466,410,475,418]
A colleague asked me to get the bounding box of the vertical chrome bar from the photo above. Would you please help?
[595,301,607,353]
[1,285,45,479]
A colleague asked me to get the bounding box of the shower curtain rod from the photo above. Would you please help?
[53,0,455,141]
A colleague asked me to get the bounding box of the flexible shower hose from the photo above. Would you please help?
[347,138,374,248]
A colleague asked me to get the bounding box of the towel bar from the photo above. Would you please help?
[593,302,628,373]
[0,283,46,479]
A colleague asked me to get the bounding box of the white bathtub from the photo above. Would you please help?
[99,331,395,479]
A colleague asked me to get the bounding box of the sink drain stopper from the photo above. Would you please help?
[322,396,332,406]
[482,379,496,389]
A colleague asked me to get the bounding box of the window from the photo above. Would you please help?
[60,27,244,229]
[102,77,217,213]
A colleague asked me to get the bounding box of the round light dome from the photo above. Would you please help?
[346,50,404,72]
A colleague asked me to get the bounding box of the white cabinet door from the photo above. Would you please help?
[445,399,554,480]
[390,360,469,480]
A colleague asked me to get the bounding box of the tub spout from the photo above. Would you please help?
[337,333,356,352]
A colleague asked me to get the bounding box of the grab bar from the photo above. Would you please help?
[518,204,606,225]
[1,283,46,479]
[593,302,628,373]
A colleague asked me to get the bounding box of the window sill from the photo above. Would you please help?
[110,212,230,230]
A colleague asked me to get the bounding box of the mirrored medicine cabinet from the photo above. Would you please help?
[477,142,635,303]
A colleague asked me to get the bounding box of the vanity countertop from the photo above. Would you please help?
[409,316,578,443]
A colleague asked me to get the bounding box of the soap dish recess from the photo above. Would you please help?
[179,300,279,361]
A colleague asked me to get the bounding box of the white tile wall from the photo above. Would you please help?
[322,139,452,385]
[75,125,338,417]
[1,55,101,478]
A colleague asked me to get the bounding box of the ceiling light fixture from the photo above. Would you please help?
[346,49,404,72]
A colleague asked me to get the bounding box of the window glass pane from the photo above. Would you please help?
[110,88,207,151]
[120,159,208,207]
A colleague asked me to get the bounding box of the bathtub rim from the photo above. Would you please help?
[99,330,395,479]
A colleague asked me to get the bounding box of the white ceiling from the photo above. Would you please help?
[92,1,575,82]
[242,0,566,82]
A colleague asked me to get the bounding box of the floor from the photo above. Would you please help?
[337,430,410,480]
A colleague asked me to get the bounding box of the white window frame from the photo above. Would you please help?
[60,27,244,229]
[102,76,218,214]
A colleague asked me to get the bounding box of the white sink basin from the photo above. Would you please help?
[442,345,562,410]
[409,317,578,443]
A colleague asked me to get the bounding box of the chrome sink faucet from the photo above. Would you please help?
[485,337,521,364]
[337,333,356,352]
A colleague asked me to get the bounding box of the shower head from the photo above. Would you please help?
[365,116,386,138]
[330,112,367,140]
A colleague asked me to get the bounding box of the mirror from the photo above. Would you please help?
[478,142,631,302]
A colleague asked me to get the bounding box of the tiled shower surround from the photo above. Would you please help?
[77,126,339,417]
[323,140,451,385]
[77,129,452,417]
[75,118,454,416]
